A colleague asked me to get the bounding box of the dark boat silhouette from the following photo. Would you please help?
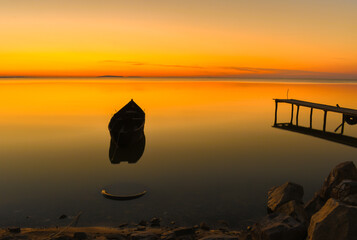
[108,99,145,146]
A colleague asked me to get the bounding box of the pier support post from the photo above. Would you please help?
[323,111,327,132]
[310,108,313,128]
[341,115,345,134]
[296,105,300,126]
[290,104,294,125]
[274,101,278,125]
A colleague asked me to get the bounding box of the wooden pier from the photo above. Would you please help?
[274,99,357,134]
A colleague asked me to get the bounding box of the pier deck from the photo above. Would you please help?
[274,99,357,117]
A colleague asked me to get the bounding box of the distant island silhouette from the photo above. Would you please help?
[0,76,28,78]
[97,75,124,78]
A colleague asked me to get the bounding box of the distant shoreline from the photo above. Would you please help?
[1,76,357,84]
[0,75,356,81]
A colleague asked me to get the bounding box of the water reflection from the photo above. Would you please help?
[108,99,146,164]
[273,123,357,148]
[1,79,356,227]
[109,135,146,164]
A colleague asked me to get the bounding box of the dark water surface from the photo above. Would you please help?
[0,78,356,227]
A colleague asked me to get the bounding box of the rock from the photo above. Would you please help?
[0,237,16,240]
[53,236,74,240]
[131,231,159,240]
[150,217,160,227]
[331,180,357,200]
[173,227,195,236]
[276,200,308,223]
[1,236,28,240]
[7,227,21,233]
[138,220,148,226]
[161,227,196,239]
[319,161,357,200]
[106,234,126,240]
[94,237,107,240]
[59,214,68,219]
[307,198,357,240]
[304,194,325,219]
[342,194,357,206]
[160,230,175,240]
[136,226,146,231]
[200,222,210,231]
[267,182,304,213]
[251,213,306,240]
[239,231,253,240]
[198,235,239,240]
[118,223,128,228]
[73,232,87,240]
[305,161,357,218]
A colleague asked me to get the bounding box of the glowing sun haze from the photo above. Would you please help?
[1,0,356,78]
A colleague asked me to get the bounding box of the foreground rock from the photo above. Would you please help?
[307,198,357,240]
[267,182,304,213]
[199,235,239,240]
[161,227,196,239]
[342,194,357,206]
[331,180,357,202]
[320,162,357,200]
[131,230,159,240]
[275,200,308,223]
[250,213,306,240]
[305,161,357,218]
[0,227,241,240]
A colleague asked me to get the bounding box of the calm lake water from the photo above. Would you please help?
[0,78,356,228]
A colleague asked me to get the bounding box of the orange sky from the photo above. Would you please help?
[0,0,356,79]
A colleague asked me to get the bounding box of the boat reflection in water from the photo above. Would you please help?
[102,99,147,200]
[109,134,146,164]
[108,99,146,164]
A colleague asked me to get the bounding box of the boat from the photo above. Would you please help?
[108,99,145,146]
[101,189,147,200]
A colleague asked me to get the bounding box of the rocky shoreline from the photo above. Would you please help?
[1,161,356,240]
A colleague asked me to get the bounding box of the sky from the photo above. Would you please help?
[0,0,356,78]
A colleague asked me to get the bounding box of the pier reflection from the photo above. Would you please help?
[273,123,357,148]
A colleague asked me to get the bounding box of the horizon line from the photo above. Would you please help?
[1,75,357,81]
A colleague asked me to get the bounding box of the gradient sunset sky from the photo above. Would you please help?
[1,0,356,78]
